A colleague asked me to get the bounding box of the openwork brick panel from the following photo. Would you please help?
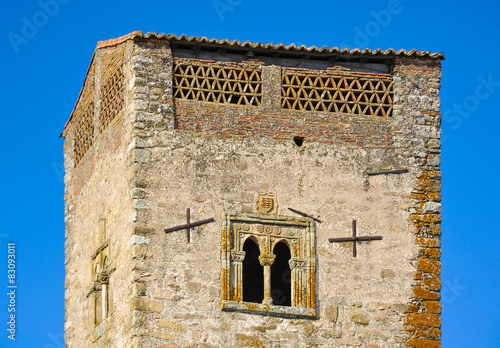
[74,65,95,166]
[74,102,94,165]
[282,68,393,117]
[173,58,262,106]
[99,47,125,133]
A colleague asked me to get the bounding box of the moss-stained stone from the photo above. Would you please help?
[406,338,441,348]
[235,333,264,347]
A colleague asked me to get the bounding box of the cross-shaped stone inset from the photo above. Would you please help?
[328,220,382,257]
[164,208,215,243]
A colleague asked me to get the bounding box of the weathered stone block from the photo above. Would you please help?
[235,334,264,347]
[337,338,362,346]
[131,298,164,313]
[427,154,441,167]
[424,248,441,259]
[351,310,370,325]
[413,287,441,300]
[358,328,388,339]
[153,288,175,300]
[423,301,442,314]
[422,202,442,213]
[418,258,441,274]
[186,282,202,292]
[422,275,442,291]
[324,305,338,322]
[406,338,441,348]
[406,313,441,327]
[380,269,395,278]
[132,149,151,163]
[156,319,187,332]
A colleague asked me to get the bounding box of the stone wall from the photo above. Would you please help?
[63,34,442,348]
[393,57,443,347]
[63,39,137,347]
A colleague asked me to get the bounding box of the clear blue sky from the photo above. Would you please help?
[1,0,499,346]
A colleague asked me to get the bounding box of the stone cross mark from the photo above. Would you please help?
[164,208,215,243]
[328,220,382,257]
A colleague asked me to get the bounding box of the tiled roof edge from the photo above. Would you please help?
[118,31,444,60]
[96,30,143,50]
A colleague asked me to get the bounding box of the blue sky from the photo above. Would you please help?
[1,0,499,346]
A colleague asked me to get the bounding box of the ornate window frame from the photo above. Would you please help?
[221,212,317,318]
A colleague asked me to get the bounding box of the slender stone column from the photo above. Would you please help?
[289,258,306,307]
[231,251,246,301]
[97,272,109,320]
[258,254,276,305]
[102,283,108,319]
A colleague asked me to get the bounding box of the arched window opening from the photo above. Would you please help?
[242,238,264,304]
[271,242,292,307]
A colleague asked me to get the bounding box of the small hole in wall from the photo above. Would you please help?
[293,136,304,147]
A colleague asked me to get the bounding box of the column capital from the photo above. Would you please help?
[289,257,306,270]
[258,253,276,267]
[231,250,246,262]
[97,272,109,284]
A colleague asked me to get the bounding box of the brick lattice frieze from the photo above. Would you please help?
[281,68,393,116]
[74,101,95,165]
[99,47,125,133]
[73,64,96,166]
[173,58,262,106]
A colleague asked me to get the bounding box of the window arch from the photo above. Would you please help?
[242,238,264,304]
[271,242,291,307]
[222,213,317,318]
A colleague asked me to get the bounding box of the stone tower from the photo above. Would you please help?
[62,31,444,347]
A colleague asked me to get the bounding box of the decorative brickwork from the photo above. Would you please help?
[73,64,96,166]
[72,46,124,167]
[281,68,393,116]
[99,47,125,133]
[174,62,393,148]
[74,101,94,166]
[173,58,262,106]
